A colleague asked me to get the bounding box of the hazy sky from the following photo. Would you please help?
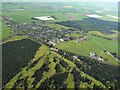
[2,0,120,2]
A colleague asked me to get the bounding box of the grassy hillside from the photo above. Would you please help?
[4,45,106,89]
[4,45,120,89]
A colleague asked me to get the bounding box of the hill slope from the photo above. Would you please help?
[3,45,119,89]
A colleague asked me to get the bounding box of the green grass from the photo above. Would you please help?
[1,35,28,45]
[52,51,76,67]
[47,24,69,30]
[99,16,118,22]
[88,30,118,39]
[55,38,104,56]
[81,72,105,87]
[3,11,85,23]
[2,22,11,39]
[66,73,74,88]
[55,35,119,56]
[36,62,56,88]
[2,3,86,23]
[68,33,83,38]
[34,45,49,60]
[101,52,119,66]
[90,35,119,55]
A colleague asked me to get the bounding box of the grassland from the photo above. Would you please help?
[3,10,86,23]
[1,35,28,45]
[99,16,118,22]
[88,30,118,39]
[66,73,74,88]
[101,52,119,66]
[90,35,119,55]
[55,38,103,56]
[47,24,69,30]
[55,35,119,56]
[67,33,83,38]
[2,22,11,39]
[2,2,87,23]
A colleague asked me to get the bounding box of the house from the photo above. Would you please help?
[50,48,59,52]
[60,39,64,42]
[89,52,103,61]
[73,55,78,60]
[49,41,56,46]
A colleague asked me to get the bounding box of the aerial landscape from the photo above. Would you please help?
[1,1,120,89]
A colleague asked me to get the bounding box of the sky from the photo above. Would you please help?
[2,0,120,2]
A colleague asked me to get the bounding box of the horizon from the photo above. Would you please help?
[2,0,120,2]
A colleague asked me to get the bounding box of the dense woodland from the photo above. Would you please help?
[2,39,40,86]
[58,50,120,89]
[57,18,119,32]
[3,44,119,89]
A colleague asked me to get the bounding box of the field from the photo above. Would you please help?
[55,35,119,56]
[47,24,69,30]
[100,52,118,66]
[67,33,83,38]
[2,3,86,23]
[88,30,118,39]
[90,35,119,55]
[1,35,28,44]
[99,16,118,22]
[2,22,11,39]
[2,2,118,24]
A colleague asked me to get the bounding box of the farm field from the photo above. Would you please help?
[67,33,83,38]
[100,52,119,66]
[2,3,86,23]
[90,35,119,55]
[88,30,118,39]
[1,35,28,44]
[47,24,69,30]
[2,22,11,39]
[55,35,119,56]
[99,16,118,22]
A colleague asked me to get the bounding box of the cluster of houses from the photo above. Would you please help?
[89,52,103,61]
[3,16,86,46]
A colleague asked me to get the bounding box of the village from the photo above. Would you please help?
[2,16,88,46]
[2,16,115,63]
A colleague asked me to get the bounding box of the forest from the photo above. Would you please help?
[56,18,119,32]
[58,50,120,89]
[2,39,40,86]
